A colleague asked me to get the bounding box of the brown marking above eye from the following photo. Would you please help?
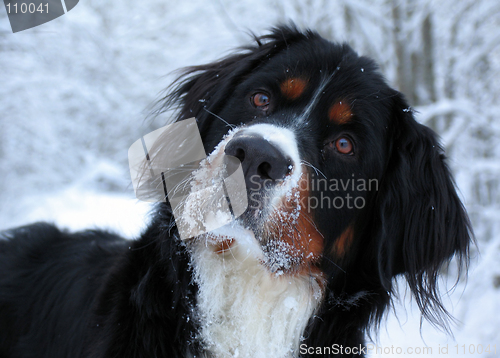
[328,101,353,124]
[280,77,308,100]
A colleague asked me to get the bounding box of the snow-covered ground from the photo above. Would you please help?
[1,0,499,356]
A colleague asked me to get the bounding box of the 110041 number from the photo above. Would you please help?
[6,3,49,14]
[455,344,497,355]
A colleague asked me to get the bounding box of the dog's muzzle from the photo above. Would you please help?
[224,132,293,193]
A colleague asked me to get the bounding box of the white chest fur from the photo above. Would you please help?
[190,230,323,358]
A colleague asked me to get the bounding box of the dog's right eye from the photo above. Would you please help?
[251,92,270,108]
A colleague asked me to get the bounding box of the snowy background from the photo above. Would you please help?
[1,0,499,356]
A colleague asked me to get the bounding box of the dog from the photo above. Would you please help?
[0,25,472,358]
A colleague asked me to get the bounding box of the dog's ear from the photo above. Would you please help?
[376,92,473,328]
[155,24,310,130]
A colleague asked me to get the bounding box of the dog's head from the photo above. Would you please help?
[157,25,472,328]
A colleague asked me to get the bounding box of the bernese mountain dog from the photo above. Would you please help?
[0,25,472,358]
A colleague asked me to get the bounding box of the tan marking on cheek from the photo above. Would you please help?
[332,225,354,257]
[266,170,324,276]
[280,77,308,100]
[328,101,353,124]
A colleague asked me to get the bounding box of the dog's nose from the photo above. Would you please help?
[225,133,292,190]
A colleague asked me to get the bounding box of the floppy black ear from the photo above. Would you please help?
[155,24,313,130]
[377,92,473,328]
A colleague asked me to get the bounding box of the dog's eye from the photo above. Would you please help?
[252,92,270,108]
[332,137,354,155]
[335,137,354,154]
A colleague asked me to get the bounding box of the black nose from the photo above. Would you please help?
[225,133,292,190]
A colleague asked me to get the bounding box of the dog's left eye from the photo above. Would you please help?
[335,137,354,154]
[324,136,355,156]
[252,92,270,108]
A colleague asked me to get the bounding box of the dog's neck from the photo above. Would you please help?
[189,229,323,358]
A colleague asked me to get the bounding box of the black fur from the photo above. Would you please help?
[0,25,472,357]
